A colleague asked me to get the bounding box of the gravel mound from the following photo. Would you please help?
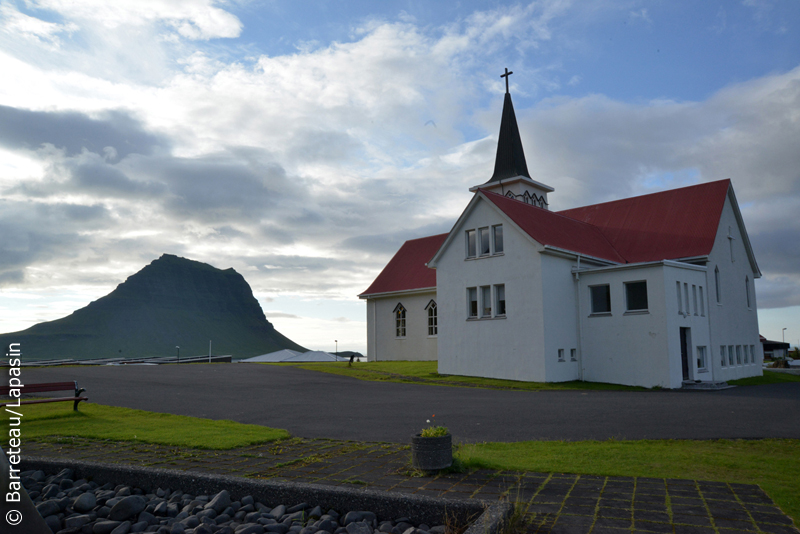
[23,469,449,534]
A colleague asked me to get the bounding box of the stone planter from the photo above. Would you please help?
[411,433,452,471]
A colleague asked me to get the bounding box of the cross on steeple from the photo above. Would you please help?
[501,68,513,94]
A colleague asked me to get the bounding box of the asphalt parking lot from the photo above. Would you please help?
[22,363,800,443]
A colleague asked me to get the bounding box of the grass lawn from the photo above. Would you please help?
[273,361,648,391]
[729,370,800,385]
[457,439,800,527]
[2,402,289,449]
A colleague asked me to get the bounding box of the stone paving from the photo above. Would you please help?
[26,437,799,534]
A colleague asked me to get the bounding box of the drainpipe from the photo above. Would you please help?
[573,254,585,382]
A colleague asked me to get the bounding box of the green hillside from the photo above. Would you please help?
[0,254,306,360]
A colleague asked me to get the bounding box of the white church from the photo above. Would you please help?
[359,76,763,389]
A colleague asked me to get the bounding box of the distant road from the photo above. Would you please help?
[21,363,800,443]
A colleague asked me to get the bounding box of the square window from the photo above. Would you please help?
[467,287,477,318]
[558,348,565,361]
[466,230,476,258]
[626,281,649,311]
[492,225,504,253]
[590,285,611,314]
[495,284,506,316]
[479,227,490,256]
[697,346,707,370]
[570,348,577,361]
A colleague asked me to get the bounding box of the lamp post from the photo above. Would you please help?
[209,340,212,364]
[176,346,180,364]
[783,328,788,344]
[335,340,338,360]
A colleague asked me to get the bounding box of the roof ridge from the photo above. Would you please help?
[558,179,731,214]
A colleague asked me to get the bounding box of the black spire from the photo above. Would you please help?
[488,69,530,183]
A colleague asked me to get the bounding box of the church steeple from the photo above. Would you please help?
[489,90,531,182]
[470,68,553,210]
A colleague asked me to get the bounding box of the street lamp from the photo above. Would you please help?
[176,345,180,364]
[335,340,338,360]
[783,328,788,344]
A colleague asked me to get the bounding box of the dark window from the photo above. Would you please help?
[466,230,476,258]
[467,287,477,318]
[495,284,506,316]
[479,227,490,256]
[625,281,648,311]
[493,225,504,253]
[590,285,611,314]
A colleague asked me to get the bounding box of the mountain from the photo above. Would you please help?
[0,254,306,360]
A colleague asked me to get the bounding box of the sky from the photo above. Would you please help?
[1,0,799,354]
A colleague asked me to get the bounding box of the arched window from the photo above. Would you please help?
[393,303,406,338]
[714,266,721,304]
[745,276,751,308]
[425,300,437,336]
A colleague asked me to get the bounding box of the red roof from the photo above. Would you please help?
[359,233,448,297]
[481,191,626,263]
[558,180,730,263]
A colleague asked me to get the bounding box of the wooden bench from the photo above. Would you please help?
[0,381,88,411]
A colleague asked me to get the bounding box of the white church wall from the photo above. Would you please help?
[661,263,712,385]
[705,193,763,380]
[365,291,438,361]
[436,199,547,381]
[580,264,673,388]
[540,253,581,382]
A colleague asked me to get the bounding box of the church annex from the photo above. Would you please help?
[359,72,763,389]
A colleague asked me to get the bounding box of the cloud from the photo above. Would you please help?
[0,105,166,159]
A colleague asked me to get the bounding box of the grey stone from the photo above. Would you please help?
[154,502,169,516]
[316,518,334,532]
[110,496,148,522]
[236,526,265,534]
[37,499,63,517]
[138,511,158,525]
[265,523,289,534]
[270,506,286,519]
[241,496,254,506]
[378,522,393,533]
[44,514,62,533]
[65,514,93,529]
[205,491,231,514]
[131,521,149,533]
[74,492,98,513]
[194,526,214,534]
[182,516,199,528]
[345,522,372,534]
[307,507,322,520]
[111,521,132,534]
[94,520,123,534]
[117,487,132,497]
[169,522,185,533]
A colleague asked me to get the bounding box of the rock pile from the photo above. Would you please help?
[23,469,448,534]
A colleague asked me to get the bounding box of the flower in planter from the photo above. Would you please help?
[420,414,449,437]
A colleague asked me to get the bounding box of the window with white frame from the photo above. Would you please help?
[466,230,476,258]
[692,285,698,315]
[481,286,492,317]
[492,225,504,253]
[728,345,735,366]
[750,345,756,364]
[425,300,437,336]
[394,303,406,338]
[736,345,742,365]
[720,346,726,367]
[697,346,707,370]
[495,284,506,316]
[715,266,721,303]
[479,227,490,256]
[676,282,683,315]
[467,287,478,318]
[684,283,690,314]
[590,284,611,314]
[625,281,649,312]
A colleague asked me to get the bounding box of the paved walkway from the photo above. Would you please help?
[27,438,798,534]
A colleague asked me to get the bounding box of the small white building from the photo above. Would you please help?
[359,84,763,389]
